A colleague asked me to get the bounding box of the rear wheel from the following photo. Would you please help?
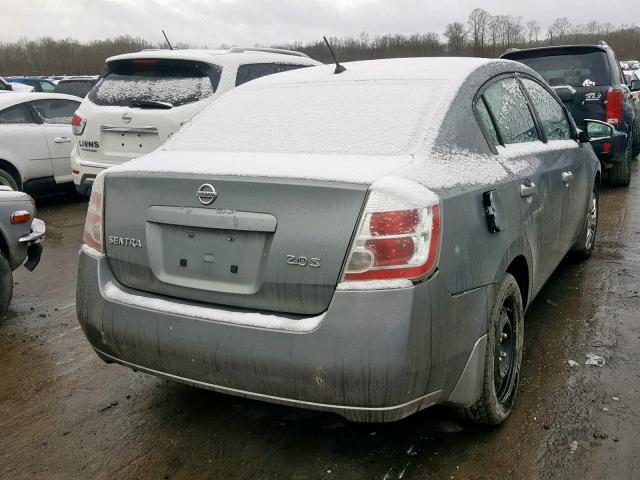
[0,251,13,321]
[0,168,19,190]
[571,182,598,261]
[463,273,524,425]
[607,132,632,186]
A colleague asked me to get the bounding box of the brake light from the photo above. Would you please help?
[133,59,158,65]
[10,210,31,224]
[606,89,623,125]
[71,113,86,136]
[342,178,441,282]
[83,173,105,252]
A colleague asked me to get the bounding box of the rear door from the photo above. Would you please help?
[29,98,80,183]
[521,77,588,251]
[0,103,52,185]
[480,76,565,291]
[78,59,221,165]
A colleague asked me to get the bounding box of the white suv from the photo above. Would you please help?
[71,47,321,195]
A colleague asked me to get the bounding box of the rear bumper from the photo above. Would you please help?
[76,245,492,422]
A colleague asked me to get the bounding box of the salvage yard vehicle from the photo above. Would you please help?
[77,57,605,424]
[53,76,99,98]
[502,42,640,185]
[70,47,321,196]
[6,76,57,92]
[0,186,45,319]
[0,93,80,192]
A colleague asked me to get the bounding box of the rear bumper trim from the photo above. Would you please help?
[19,218,45,244]
[93,345,442,422]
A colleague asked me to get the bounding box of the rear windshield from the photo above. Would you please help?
[167,79,452,156]
[509,50,610,88]
[55,80,96,97]
[88,59,220,107]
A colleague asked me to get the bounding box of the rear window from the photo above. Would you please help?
[235,63,309,87]
[88,59,220,107]
[55,80,97,98]
[508,50,610,88]
[167,79,454,156]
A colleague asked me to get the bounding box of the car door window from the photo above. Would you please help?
[483,78,538,144]
[521,79,572,141]
[30,99,79,125]
[475,97,500,147]
[235,63,308,87]
[0,104,35,124]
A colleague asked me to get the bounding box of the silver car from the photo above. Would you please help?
[76,58,605,424]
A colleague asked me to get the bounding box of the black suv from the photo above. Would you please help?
[502,42,640,185]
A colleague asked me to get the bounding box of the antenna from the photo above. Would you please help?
[162,30,174,50]
[323,36,346,74]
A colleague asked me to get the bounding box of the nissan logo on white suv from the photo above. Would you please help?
[196,184,217,205]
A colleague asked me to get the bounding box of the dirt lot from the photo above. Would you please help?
[2,164,640,480]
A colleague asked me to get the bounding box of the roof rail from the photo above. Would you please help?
[504,47,520,54]
[228,47,309,58]
[597,40,609,47]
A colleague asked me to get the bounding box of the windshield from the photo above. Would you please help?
[88,59,220,107]
[513,51,611,88]
[168,79,451,156]
[55,80,96,97]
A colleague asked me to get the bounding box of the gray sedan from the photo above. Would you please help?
[76,58,605,424]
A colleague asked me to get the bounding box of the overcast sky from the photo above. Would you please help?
[0,0,636,47]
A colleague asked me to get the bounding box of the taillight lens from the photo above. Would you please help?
[10,210,31,224]
[342,178,441,282]
[606,89,623,125]
[83,173,104,252]
[71,113,86,135]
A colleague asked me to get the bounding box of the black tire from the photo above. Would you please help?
[633,122,640,159]
[0,251,13,321]
[463,273,524,425]
[0,168,18,190]
[607,132,632,186]
[571,182,598,261]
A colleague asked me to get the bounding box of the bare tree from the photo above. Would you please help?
[444,22,467,55]
[548,17,572,44]
[527,20,540,46]
[468,8,490,56]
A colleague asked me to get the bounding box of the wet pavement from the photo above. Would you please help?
[2,164,640,479]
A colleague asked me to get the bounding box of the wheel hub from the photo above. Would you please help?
[494,305,516,403]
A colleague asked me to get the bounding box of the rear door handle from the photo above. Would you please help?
[54,136,71,143]
[520,181,537,198]
[562,171,573,186]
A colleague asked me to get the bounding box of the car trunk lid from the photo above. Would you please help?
[101,149,419,315]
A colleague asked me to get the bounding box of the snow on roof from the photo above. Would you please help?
[0,92,82,107]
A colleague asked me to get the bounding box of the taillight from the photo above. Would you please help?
[342,178,441,282]
[71,113,86,135]
[606,89,623,125]
[10,210,31,224]
[83,173,105,252]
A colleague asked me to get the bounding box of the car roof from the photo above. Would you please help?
[242,57,495,87]
[0,92,83,108]
[106,48,322,68]
[501,44,610,59]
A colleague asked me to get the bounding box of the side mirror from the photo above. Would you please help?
[582,119,615,143]
[631,79,640,92]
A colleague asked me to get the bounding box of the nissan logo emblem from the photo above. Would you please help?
[122,112,132,123]
[197,184,217,205]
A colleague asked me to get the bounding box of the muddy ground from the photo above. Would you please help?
[1,164,640,480]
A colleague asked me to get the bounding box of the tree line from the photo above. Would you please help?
[1,10,640,76]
